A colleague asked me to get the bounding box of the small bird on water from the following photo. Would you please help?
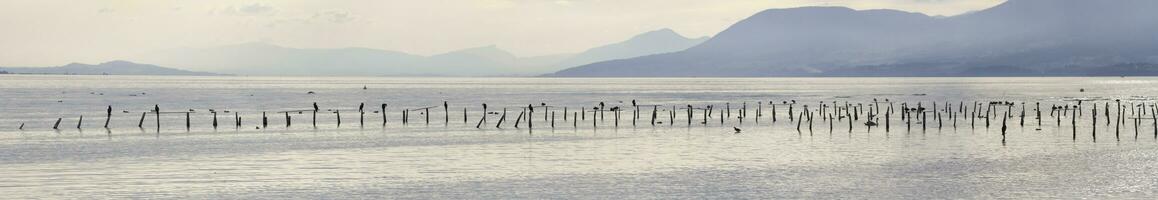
[733,127,742,134]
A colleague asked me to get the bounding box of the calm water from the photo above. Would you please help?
[1,75,1158,199]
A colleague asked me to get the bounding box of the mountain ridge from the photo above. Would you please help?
[0,60,219,76]
[551,0,1158,77]
[135,28,708,76]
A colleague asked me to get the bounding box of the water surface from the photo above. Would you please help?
[1,75,1156,199]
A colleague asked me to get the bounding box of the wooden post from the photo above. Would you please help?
[359,103,365,128]
[614,107,620,128]
[235,112,241,128]
[740,102,746,125]
[1002,111,1008,144]
[154,105,160,132]
[885,108,890,132]
[336,110,342,127]
[1093,106,1097,142]
[772,104,777,122]
[77,115,83,129]
[185,112,190,131]
[551,111,556,128]
[726,102,730,119]
[138,112,146,128]
[1072,107,1077,141]
[313,102,319,128]
[1036,102,1041,127]
[528,104,534,130]
[381,103,388,126]
[104,106,112,128]
[213,112,218,129]
[262,112,268,128]
[719,106,724,125]
[425,107,430,125]
[444,101,449,126]
[1020,103,1026,126]
[53,118,62,130]
[651,105,657,126]
[496,108,507,128]
[687,105,693,126]
[514,109,524,128]
[789,104,794,122]
[756,102,762,123]
[475,104,487,128]
[1116,102,1121,141]
[285,112,291,127]
[599,102,605,122]
[795,112,802,132]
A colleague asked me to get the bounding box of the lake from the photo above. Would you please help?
[1,75,1157,199]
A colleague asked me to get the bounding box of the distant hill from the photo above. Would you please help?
[135,29,707,76]
[0,61,219,76]
[554,28,708,69]
[552,0,1158,77]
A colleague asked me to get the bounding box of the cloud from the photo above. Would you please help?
[313,10,354,23]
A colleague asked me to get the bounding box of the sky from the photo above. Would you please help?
[0,0,1004,67]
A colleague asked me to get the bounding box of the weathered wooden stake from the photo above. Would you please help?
[514,109,524,128]
[475,104,487,128]
[1092,106,1097,142]
[313,102,319,128]
[359,103,365,128]
[154,105,160,132]
[104,106,112,128]
[1001,111,1008,144]
[687,105,693,126]
[53,118,62,130]
[496,108,507,128]
[138,112,146,128]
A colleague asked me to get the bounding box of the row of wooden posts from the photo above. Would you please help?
[20,99,1158,142]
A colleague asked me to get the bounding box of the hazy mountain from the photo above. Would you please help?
[553,0,1158,77]
[136,28,705,76]
[138,42,430,76]
[554,28,709,68]
[0,60,218,76]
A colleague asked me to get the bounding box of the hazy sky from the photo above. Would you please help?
[0,0,1004,66]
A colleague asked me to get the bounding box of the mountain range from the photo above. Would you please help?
[551,0,1158,77]
[133,28,707,76]
[0,61,218,76]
